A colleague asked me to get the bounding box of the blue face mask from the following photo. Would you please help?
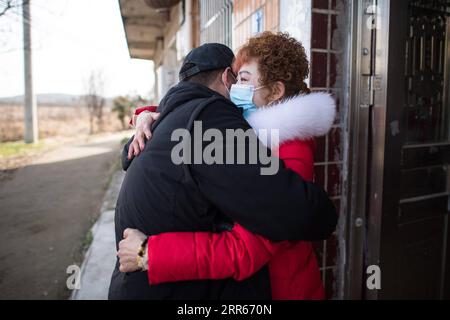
[230,84,265,119]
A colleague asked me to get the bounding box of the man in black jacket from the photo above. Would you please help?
[108,43,337,300]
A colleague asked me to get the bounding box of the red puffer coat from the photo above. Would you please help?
[136,93,336,300]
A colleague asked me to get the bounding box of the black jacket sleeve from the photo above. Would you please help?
[191,101,338,242]
[121,137,134,171]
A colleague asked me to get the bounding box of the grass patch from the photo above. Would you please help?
[0,141,45,158]
[82,229,94,251]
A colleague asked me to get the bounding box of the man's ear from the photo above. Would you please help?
[221,67,234,88]
[221,69,229,87]
[270,81,286,102]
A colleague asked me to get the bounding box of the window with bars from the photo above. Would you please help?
[199,0,233,47]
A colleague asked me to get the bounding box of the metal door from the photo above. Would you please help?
[346,0,450,299]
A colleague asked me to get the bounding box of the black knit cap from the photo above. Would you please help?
[179,43,235,81]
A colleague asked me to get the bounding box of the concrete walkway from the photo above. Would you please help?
[71,170,124,300]
[0,133,127,300]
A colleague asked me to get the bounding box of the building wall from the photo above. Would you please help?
[232,0,349,299]
[233,0,279,50]
[280,0,312,64]
[153,0,197,102]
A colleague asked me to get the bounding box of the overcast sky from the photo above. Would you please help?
[0,0,154,98]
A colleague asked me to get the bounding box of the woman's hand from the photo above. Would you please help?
[118,228,147,273]
[128,111,161,160]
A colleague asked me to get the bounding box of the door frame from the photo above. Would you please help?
[344,0,393,300]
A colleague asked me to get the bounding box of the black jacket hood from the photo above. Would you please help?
[157,81,233,115]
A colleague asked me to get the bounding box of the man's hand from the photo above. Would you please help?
[128,111,160,160]
[118,228,147,273]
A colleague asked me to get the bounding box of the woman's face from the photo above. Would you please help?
[236,60,272,108]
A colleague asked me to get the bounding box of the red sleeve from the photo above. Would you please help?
[147,224,289,285]
[129,106,158,125]
[146,139,315,285]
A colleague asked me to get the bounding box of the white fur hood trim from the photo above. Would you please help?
[246,92,336,147]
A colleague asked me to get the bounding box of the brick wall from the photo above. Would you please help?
[310,0,345,299]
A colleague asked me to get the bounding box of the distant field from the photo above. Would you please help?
[0,104,127,142]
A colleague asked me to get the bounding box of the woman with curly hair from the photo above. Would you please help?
[119,32,336,300]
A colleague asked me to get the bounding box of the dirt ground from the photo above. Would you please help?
[0,133,129,299]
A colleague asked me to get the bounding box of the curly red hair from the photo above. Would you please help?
[233,32,310,98]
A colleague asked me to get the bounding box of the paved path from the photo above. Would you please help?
[0,133,128,299]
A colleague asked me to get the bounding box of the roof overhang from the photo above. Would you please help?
[119,0,168,60]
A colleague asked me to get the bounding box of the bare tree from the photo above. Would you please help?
[0,0,20,18]
[84,71,105,134]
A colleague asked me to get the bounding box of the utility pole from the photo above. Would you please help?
[23,0,38,143]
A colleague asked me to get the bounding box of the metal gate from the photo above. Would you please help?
[391,0,450,299]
